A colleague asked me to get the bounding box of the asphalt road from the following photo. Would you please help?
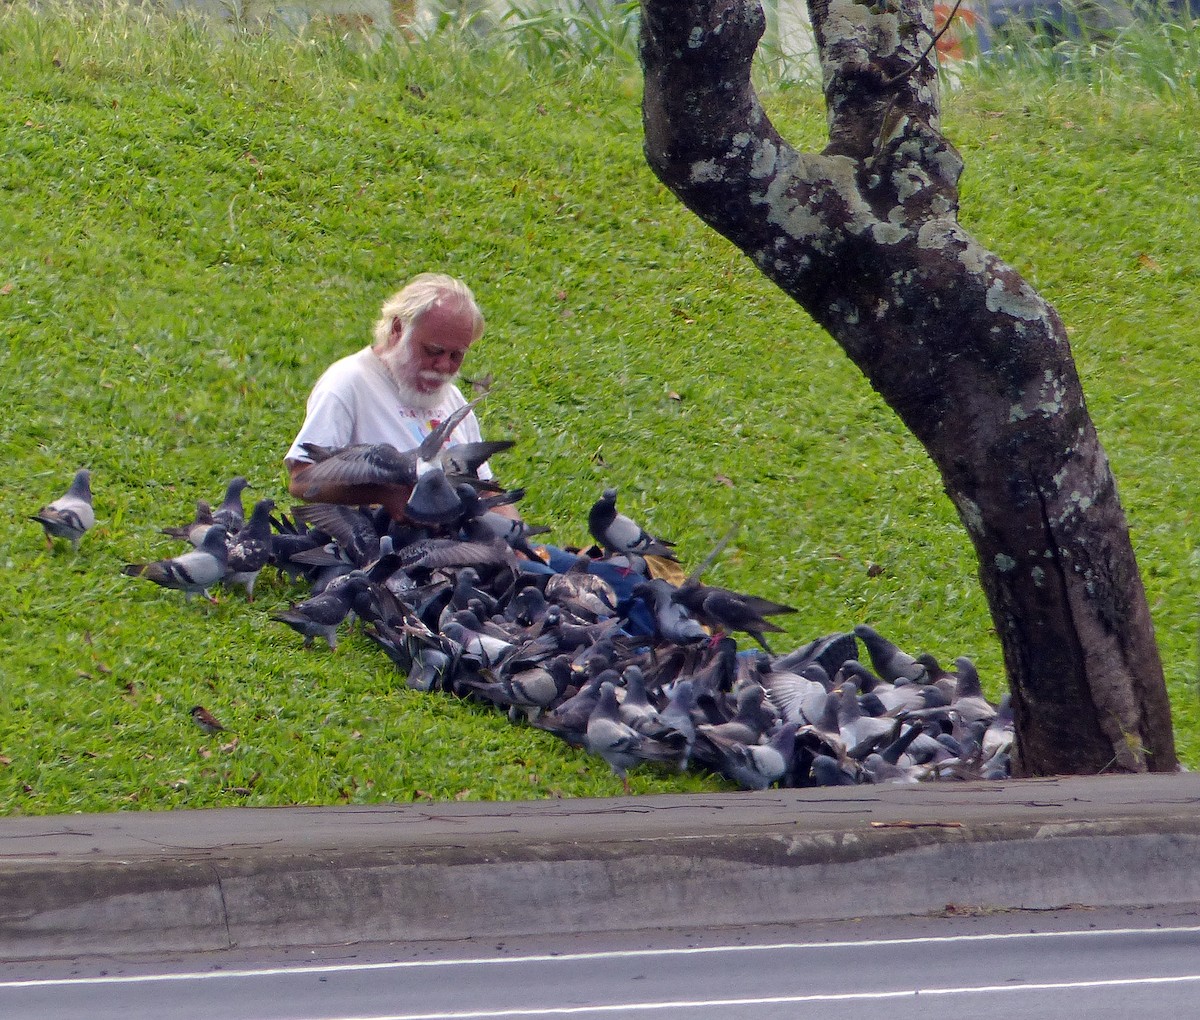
[6,905,1200,1020]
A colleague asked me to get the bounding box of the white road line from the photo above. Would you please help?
[231,972,1200,1019]
[3,924,1200,989]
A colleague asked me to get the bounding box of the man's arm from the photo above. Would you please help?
[286,458,414,520]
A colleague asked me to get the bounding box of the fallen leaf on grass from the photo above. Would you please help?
[0,755,11,766]
[1137,252,1163,272]
[713,473,734,488]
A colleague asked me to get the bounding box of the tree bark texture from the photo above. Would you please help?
[639,0,1176,774]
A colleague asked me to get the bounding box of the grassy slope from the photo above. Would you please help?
[0,7,1196,814]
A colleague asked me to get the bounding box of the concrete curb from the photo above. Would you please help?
[2,773,1199,960]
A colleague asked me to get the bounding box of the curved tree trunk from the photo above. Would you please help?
[639,0,1176,774]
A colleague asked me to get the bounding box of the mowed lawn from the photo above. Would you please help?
[2,4,1198,814]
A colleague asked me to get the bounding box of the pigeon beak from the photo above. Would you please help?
[404,468,463,525]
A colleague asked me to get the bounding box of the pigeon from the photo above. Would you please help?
[758,658,828,726]
[462,655,574,723]
[669,524,796,652]
[212,476,251,532]
[691,684,779,772]
[544,555,620,620]
[810,753,861,787]
[190,705,227,735]
[223,498,276,600]
[775,631,859,679]
[585,680,684,792]
[632,577,707,646]
[290,502,388,571]
[455,484,550,560]
[852,624,929,684]
[161,499,216,548]
[270,571,373,650]
[122,524,229,602]
[683,585,794,653]
[31,468,94,550]
[436,439,515,480]
[296,400,481,517]
[587,487,678,564]
[832,681,896,750]
[406,645,455,693]
[657,679,699,765]
[948,656,999,727]
[441,616,516,667]
[267,507,331,583]
[616,664,679,741]
[706,722,799,791]
[532,669,612,748]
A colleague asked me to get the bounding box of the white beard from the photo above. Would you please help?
[376,339,456,411]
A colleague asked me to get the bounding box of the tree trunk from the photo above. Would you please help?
[639,0,1176,774]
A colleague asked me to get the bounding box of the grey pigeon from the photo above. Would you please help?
[671,525,796,652]
[291,502,387,570]
[833,681,896,750]
[122,524,229,602]
[616,664,679,741]
[759,659,828,726]
[463,655,574,723]
[585,680,684,792]
[706,722,799,791]
[32,468,94,550]
[658,679,699,764]
[691,683,778,771]
[298,401,476,488]
[587,488,678,563]
[852,624,929,684]
[436,439,515,480]
[455,484,551,560]
[441,616,516,667]
[532,669,612,748]
[810,753,860,787]
[683,585,794,653]
[270,571,372,650]
[212,476,251,532]
[774,631,858,679]
[161,499,215,548]
[406,645,454,693]
[633,577,707,646]
[948,656,998,727]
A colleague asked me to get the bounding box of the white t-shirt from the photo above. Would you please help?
[285,347,492,479]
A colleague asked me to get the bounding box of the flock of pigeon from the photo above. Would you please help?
[32,424,1015,792]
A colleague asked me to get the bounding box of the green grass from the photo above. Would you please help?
[2,2,1199,814]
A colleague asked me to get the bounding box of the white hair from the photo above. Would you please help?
[371,273,484,349]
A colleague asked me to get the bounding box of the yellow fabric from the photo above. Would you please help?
[645,554,686,584]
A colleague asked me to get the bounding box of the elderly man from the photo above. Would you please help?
[285,273,497,520]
